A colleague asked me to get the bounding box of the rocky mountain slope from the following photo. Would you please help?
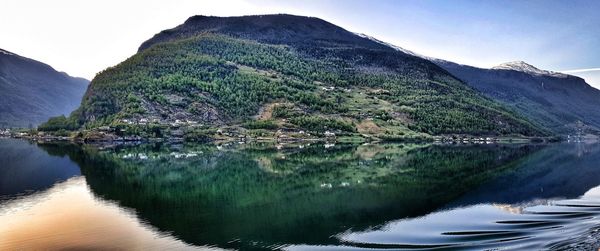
[59,14,544,139]
[0,49,88,128]
[433,59,600,134]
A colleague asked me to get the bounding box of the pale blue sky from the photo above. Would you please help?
[1,0,598,86]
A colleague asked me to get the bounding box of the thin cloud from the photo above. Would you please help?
[561,68,600,73]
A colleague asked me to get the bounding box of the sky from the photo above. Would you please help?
[1,0,599,87]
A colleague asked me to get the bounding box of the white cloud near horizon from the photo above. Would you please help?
[557,68,600,89]
[561,68,600,73]
[562,71,600,90]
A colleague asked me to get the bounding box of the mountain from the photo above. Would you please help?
[433,59,600,134]
[0,49,88,128]
[62,14,544,139]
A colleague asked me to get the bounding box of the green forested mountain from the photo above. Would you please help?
[58,14,544,138]
[0,49,88,128]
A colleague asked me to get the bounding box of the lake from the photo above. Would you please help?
[1,138,600,250]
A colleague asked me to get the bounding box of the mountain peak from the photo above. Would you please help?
[493,61,543,73]
[492,61,567,77]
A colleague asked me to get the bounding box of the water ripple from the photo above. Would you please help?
[323,198,600,250]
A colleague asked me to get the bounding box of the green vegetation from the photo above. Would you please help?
[271,104,301,118]
[242,119,278,130]
[183,128,215,142]
[288,116,355,132]
[38,115,79,131]
[112,123,166,138]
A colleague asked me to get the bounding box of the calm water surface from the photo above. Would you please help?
[1,138,600,250]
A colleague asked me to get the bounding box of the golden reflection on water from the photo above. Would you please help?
[0,177,212,250]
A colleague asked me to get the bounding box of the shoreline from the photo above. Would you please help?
[2,132,564,146]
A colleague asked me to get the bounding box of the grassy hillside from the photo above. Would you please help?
[47,15,545,139]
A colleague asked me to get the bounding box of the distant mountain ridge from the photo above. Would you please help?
[0,48,88,128]
[492,61,568,78]
[432,58,600,134]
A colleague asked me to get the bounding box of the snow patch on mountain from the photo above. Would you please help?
[493,61,568,78]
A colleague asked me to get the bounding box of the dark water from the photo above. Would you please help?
[1,138,600,250]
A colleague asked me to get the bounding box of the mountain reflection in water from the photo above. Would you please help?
[1,138,600,250]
